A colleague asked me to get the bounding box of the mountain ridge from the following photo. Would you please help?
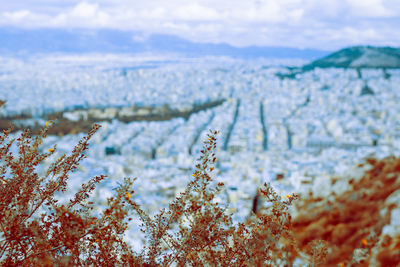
[0,28,328,59]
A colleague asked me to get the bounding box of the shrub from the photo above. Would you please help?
[1,122,326,266]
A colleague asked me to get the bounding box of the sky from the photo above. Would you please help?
[0,0,399,50]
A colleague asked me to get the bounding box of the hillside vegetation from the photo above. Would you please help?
[303,46,400,70]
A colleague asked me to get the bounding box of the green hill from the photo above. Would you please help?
[303,46,400,70]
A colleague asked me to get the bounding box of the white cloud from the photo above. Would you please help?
[70,1,99,18]
[346,0,394,17]
[0,9,51,28]
[0,0,399,49]
[51,1,110,27]
[3,10,31,21]
[173,4,220,21]
[145,8,166,20]
[241,3,283,23]
[131,32,150,42]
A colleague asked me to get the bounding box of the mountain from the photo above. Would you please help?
[303,46,400,69]
[0,28,328,59]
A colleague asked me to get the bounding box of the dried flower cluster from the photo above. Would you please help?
[0,122,133,265]
[128,130,304,266]
[0,123,309,266]
[3,121,398,266]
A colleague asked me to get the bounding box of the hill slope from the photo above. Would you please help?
[303,46,400,69]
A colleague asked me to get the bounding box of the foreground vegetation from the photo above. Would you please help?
[0,120,399,266]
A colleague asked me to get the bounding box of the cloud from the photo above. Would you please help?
[0,0,399,49]
[173,4,220,21]
[52,1,110,27]
[138,7,166,20]
[3,10,31,21]
[70,1,100,18]
[0,9,51,28]
[346,0,394,18]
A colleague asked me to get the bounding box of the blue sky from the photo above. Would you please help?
[0,0,399,50]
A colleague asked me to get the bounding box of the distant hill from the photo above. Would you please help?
[303,46,400,69]
[0,28,328,59]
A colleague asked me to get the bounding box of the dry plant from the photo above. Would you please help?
[1,120,327,266]
[0,122,135,265]
[292,156,400,266]
[127,130,302,266]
